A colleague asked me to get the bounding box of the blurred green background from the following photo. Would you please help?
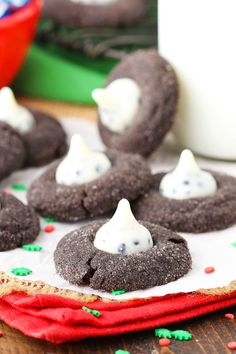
[13,0,157,105]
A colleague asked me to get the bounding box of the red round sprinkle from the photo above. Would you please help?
[204,266,215,274]
[225,313,235,320]
[44,225,55,233]
[227,341,236,350]
[159,338,171,347]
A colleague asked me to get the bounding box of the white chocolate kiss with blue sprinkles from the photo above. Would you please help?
[94,199,153,255]
[92,78,141,133]
[0,87,35,134]
[159,149,217,200]
[56,134,111,186]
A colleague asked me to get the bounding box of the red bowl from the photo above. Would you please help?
[0,0,42,88]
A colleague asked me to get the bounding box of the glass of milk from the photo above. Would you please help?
[158,0,236,160]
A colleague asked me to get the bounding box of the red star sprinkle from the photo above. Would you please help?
[204,267,215,274]
[159,338,171,346]
[225,313,235,320]
[227,341,236,350]
[44,225,55,233]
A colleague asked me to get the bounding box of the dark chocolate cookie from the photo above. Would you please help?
[98,50,178,156]
[54,220,191,292]
[0,192,40,251]
[43,0,146,28]
[134,172,236,233]
[23,109,67,167]
[27,150,152,222]
[0,122,25,180]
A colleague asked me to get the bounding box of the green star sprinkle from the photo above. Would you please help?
[231,242,236,247]
[22,245,43,252]
[115,350,130,354]
[154,328,172,339]
[44,217,57,223]
[11,267,32,276]
[112,289,126,295]
[171,330,192,341]
[82,306,101,317]
[11,184,27,191]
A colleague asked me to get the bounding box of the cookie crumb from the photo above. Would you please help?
[159,338,171,346]
[204,266,215,274]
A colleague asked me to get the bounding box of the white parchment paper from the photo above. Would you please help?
[0,118,236,300]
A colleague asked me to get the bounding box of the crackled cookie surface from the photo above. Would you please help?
[96,50,178,156]
[27,149,152,222]
[54,218,191,292]
[0,87,67,167]
[134,172,236,233]
[0,192,40,251]
[0,122,25,180]
[42,0,146,28]
[23,109,67,167]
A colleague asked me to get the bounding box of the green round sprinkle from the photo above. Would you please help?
[11,267,32,276]
[231,242,236,247]
[115,350,130,354]
[44,217,57,223]
[11,184,27,191]
[82,306,101,317]
[112,289,126,295]
[171,330,192,341]
[22,245,43,252]
[154,328,172,339]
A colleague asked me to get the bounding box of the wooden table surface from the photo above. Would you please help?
[1,97,236,354]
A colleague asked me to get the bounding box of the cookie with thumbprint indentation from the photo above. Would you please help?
[0,122,25,180]
[27,149,152,222]
[95,50,178,157]
[0,87,67,167]
[23,109,67,167]
[42,0,146,28]
[0,192,40,251]
[134,172,236,233]
[54,219,191,292]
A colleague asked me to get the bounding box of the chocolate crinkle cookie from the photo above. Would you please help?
[134,172,236,233]
[0,192,40,251]
[42,0,146,28]
[23,109,67,167]
[97,50,178,156]
[0,122,25,180]
[54,220,191,292]
[27,150,152,222]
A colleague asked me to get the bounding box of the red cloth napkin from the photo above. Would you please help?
[0,291,236,343]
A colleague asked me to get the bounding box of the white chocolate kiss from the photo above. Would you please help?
[56,134,111,186]
[0,87,35,134]
[92,78,141,133]
[159,149,217,200]
[94,199,153,255]
[69,0,115,5]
